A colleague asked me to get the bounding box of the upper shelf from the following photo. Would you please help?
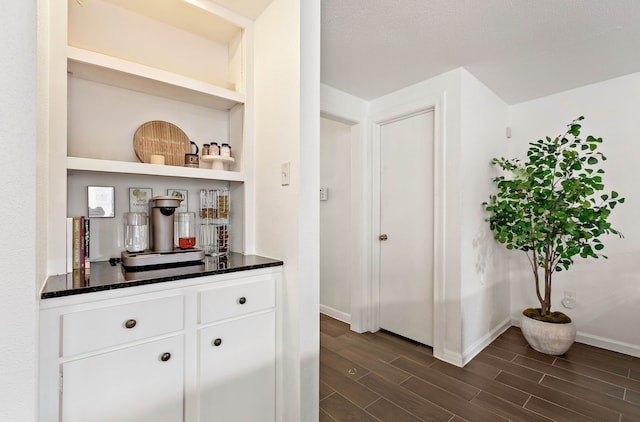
[67,157,244,182]
[68,47,245,111]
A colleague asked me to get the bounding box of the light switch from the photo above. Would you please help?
[281,162,290,186]
[320,187,328,201]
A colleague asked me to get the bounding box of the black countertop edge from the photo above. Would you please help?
[41,253,283,300]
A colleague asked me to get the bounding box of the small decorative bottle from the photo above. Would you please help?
[220,143,232,157]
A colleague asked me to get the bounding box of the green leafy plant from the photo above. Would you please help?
[484,117,624,320]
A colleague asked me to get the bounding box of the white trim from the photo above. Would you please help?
[461,317,512,366]
[511,317,640,358]
[576,333,640,358]
[370,119,382,332]
[434,349,464,367]
[320,306,351,325]
[431,93,447,364]
[370,94,446,359]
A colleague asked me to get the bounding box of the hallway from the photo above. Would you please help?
[320,314,640,421]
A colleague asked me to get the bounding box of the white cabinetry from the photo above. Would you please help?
[199,313,275,422]
[197,276,276,421]
[61,336,184,422]
[39,267,281,422]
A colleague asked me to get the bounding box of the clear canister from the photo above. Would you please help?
[174,212,196,249]
[123,212,148,252]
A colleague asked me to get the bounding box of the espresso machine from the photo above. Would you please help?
[121,196,204,268]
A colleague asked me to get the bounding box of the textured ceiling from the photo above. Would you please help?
[321,0,640,104]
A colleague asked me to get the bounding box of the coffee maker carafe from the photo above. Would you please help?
[149,196,182,252]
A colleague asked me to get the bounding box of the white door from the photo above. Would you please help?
[61,335,184,422]
[198,311,276,422]
[378,110,434,346]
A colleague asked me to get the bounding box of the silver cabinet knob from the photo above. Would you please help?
[379,234,388,241]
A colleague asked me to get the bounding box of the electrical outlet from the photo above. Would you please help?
[562,290,577,309]
[320,187,328,201]
[281,162,290,186]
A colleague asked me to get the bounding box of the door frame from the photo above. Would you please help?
[320,86,448,360]
[371,95,446,353]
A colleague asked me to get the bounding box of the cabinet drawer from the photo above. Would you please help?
[199,277,275,324]
[61,295,184,357]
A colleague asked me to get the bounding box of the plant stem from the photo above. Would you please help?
[543,248,552,316]
[529,248,544,308]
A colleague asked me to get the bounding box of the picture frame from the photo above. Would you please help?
[129,188,152,213]
[87,186,115,218]
[167,189,188,213]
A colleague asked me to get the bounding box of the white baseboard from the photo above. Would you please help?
[320,304,351,324]
[576,332,640,358]
[511,317,640,358]
[461,317,512,366]
[434,348,464,367]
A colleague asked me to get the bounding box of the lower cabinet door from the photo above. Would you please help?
[61,335,184,422]
[198,312,275,422]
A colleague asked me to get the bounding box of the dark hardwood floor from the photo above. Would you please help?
[319,314,640,422]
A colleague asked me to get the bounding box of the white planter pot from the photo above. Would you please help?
[520,313,576,355]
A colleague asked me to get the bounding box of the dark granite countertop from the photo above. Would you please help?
[41,253,283,299]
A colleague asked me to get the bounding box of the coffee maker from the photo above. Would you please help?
[121,196,204,268]
[149,195,181,252]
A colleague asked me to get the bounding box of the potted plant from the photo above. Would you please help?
[483,117,624,355]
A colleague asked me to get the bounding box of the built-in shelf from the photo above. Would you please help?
[67,156,244,182]
[201,155,235,170]
[67,47,245,111]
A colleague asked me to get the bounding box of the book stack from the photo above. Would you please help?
[67,217,90,275]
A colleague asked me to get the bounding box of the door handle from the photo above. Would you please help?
[379,234,388,241]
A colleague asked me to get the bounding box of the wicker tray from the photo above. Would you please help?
[133,121,191,166]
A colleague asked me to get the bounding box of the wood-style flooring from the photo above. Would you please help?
[319,314,640,422]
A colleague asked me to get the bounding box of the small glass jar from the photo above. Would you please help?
[123,212,148,252]
[201,143,210,156]
[210,142,220,155]
[174,212,196,249]
[221,143,232,157]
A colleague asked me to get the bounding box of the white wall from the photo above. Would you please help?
[509,72,640,356]
[459,69,511,362]
[320,84,370,332]
[323,71,507,365]
[0,1,38,420]
[254,0,320,420]
[320,117,351,320]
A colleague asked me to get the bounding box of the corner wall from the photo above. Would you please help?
[254,0,320,420]
[361,68,511,365]
[0,1,38,420]
[320,117,352,321]
[459,69,511,362]
[509,72,640,356]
